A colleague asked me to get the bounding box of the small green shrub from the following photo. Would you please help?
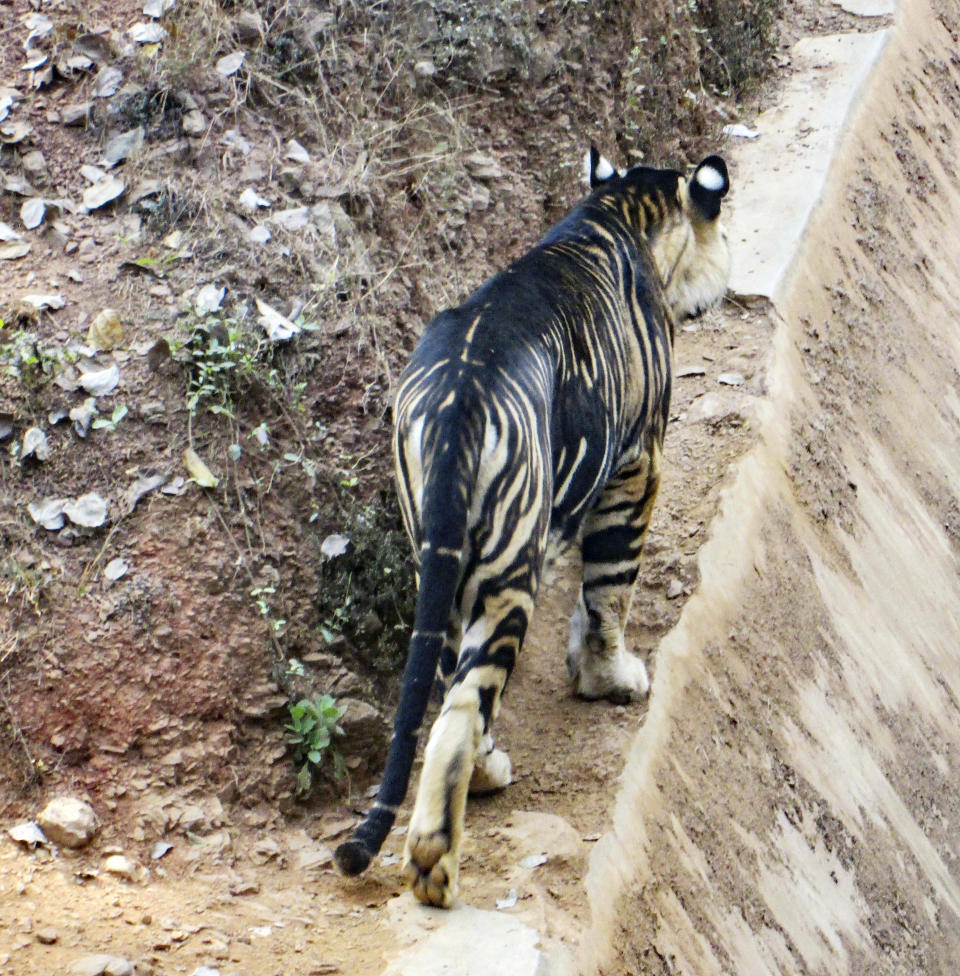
[285,694,347,794]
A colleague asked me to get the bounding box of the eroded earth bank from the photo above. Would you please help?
[583,0,960,973]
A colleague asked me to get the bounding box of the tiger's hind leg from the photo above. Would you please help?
[404,598,530,907]
[567,445,661,704]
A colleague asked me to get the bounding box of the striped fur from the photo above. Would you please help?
[334,150,731,906]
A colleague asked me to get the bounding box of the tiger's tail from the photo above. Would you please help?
[334,439,469,877]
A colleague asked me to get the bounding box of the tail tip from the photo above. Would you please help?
[334,839,373,877]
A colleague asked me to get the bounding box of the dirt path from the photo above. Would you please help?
[8,0,960,974]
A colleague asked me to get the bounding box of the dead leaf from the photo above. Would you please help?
[256,298,299,341]
[28,498,67,530]
[63,492,109,528]
[87,309,123,351]
[183,448,218,488]
[216,51,245,76]
[321,534,349,559]
[79,363,120,396]
[22,427,50,461]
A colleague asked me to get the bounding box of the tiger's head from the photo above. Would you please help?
[586,148,731,320]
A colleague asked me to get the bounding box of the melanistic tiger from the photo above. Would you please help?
[334,148,731,907]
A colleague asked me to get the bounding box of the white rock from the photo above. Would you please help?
[70,398,99,437]
[8,822,49,847]
[92,66,123,98]
[80,164,107,185]
[128,22,167,44]
[143,0,177,15]
[717,372,745,387]
[271,206,311,231]
[723,122,760,140]
[666,578,684,599]
[82,176,125,211]
[321,534,350,559]
[37,797,99,848]
[238,187,270,211]
[22,293,65,310]
[103,854,140,881]
[248,224,271,243]
[21,197,45,229]
[104,557,129,581]
[68,955,134,976]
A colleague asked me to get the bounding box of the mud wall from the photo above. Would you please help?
[580,0,960,972]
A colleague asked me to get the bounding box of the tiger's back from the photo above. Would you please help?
[335,149,731,908]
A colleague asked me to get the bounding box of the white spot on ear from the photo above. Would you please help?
[695,165,725,191]
[583,151,617,184]
[595,155,616,180]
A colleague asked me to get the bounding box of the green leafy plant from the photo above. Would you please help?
[92,404,129,432]
[285,695,347,794]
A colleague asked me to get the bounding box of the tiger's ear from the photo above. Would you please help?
[584,146,618,188]
[687,155,730,221]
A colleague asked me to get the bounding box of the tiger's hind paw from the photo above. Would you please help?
[404,830,458,908]
[569,643,650,704]
[469,746,512,795]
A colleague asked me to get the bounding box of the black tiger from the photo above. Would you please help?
[334,148,731,907]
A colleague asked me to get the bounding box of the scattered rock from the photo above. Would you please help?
[92,66,123,98]
[104,557,129,581]
[103,128,144,167]
[21,426,50,461]
[79,363,120,396]
[28,498,67,530]
[129,22,167,44]
[67,954,135,976]
[463,151,504,182]
[256,298,299,341]
[717,371,745,387]
[666,578,684,599]
[103,854,140,881]
[82,176,125,211]
[35,928,59,945]
[62,101,93,126]
[37,796,99,848]
[8,822,49,848]
[321,533,349,559]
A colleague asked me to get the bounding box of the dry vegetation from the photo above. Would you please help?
[0,0,782,812]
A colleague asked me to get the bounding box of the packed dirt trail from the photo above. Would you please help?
[4,0,960,974]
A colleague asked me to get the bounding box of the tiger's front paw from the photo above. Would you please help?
[403,830,458,908]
